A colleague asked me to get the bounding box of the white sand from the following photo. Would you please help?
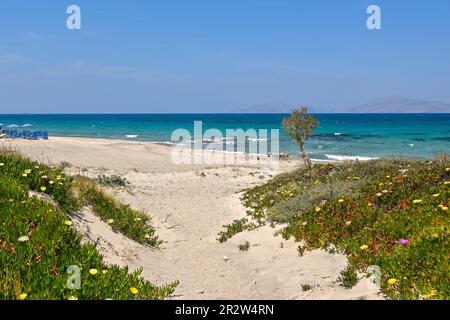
[4,137,382,299]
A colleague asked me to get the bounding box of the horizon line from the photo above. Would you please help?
[1,112,450,116]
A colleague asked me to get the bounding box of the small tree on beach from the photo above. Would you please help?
[282,107,319,174]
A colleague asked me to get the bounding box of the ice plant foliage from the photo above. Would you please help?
[0,152,177,300]
[241,158,449,299]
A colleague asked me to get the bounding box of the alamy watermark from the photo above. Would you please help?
[64,4,381,31]
[366,265,381,289]
[170,121,280,174]
[367,5,382,30]
[66,5,81,30]
[66,265,81,290]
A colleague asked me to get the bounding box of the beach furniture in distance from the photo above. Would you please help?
[0,129,50,140]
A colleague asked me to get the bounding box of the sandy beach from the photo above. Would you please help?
[3,137,382,299]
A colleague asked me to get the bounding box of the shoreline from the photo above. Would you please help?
[2,135,383,164]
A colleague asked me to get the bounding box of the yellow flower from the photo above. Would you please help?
[424,289,438,299]
[0,162,4,166]
[438,204,444,208]
[412,199,423,204]
[24,169,32,174]
[41,175,48,179]
[441,206,448,211]
[40,186,47,192]
[388,278,398,285]
[385,175,390,178]
[444,181,449,185]
[345,221,352,226]
[432,193,440,197]
[107,219,114,224]
[376,193,382,197]
[360,245,369,250]
[22,173,28,177]
[49,181,54,185]
[382,190,388,194]
[378,183,384,186]
[18,293,27,300]
[301,221,308,226]
[367,202,373,207]
[18,235,29,242]
[315,207,321,212]
[68,296,78,300]
[445,168,449,172]
[144,234,150,239]
[64,220,73,226]
[338,199,344,203]
[130,287,139,295]
[89,269,98,275]
[102,270,108,274]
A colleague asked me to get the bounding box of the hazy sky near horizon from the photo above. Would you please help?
[0,0,449,113]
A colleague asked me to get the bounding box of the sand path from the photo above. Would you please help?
[6,137,382,299]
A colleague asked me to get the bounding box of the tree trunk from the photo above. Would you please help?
[300,141,312,176]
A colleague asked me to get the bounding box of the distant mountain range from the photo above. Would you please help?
[234,96,450,113]
[336,96,450,113]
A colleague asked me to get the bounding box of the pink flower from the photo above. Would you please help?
[399,239,409,245]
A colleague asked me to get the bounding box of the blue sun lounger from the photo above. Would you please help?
[33,131,42,139]
[1,129,49,140]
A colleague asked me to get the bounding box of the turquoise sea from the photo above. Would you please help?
[0,114,449,160]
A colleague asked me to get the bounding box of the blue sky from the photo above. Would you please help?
[0,0,449,113]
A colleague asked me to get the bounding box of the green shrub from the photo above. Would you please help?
[73,178,161,247]
[96,174,129,188]
[241,158,450,299]
[238,241,250,252]
[217,218,257,243]
[338,266,358,289]
[0,154,177,300]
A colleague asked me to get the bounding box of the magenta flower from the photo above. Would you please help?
[399,239,409,245]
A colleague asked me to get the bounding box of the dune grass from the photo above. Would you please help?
[72,178,161,246]
[0,150,160,246]
[0,151,176,300]
[239,158,449,299]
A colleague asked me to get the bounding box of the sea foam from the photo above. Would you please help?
[325,154,379,161]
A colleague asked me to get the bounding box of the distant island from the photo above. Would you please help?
[234,96,450,113]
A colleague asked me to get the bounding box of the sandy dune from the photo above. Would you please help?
[4,137,382,299]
